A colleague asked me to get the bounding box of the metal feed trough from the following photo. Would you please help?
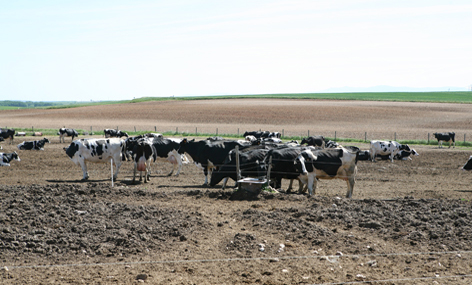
[237,178,267,193]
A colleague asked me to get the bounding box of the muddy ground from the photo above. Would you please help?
[1,99,472,284]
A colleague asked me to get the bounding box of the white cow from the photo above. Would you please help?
[369,140,410,162]
[64,138,125,180]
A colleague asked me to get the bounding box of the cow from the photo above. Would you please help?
[325,140,339,148]
[0,151,20,166]
[301,136,326,148]
[462,155,472,171]
[64,138,126,180]
[357,150,371,161]
[243,131,280,139]
[433,132,455,148]
[178,138,245,185]
[376,149,419,161]
[209,147,270,189]
[17,138,50,150]
[59,128,79,143]
[369,140,410,162]
[295,147,358,198]
[0,128,15,144]
[104,129,129,138]
[151,137,189,176]
[133,138,156,183]
[263,145,313,192]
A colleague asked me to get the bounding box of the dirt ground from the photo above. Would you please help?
[1,99,472,284]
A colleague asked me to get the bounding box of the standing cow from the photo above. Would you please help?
[59,128,79,143]
[64,138,126,180]
[0,128,15,144]
[369,140,410,162]
[295,147,358,198]
[133,138,156,183]
[301,136,326,148]
[433,132,455,148]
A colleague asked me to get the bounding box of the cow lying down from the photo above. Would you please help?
[17,138,50,150]
[295,147,358,198]
[0,152,21,166]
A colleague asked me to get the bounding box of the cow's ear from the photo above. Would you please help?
[190,139,195,142]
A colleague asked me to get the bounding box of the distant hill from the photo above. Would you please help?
[320,85,468,93]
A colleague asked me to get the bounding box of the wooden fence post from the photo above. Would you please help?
[365,132,367,142]
[335,131,337,141]
[428,133,430,144]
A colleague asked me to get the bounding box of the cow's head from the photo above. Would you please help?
[12,151,20,162]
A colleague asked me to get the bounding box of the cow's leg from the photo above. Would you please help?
[133,164,138,183]
[370,149,376,162]
[221,177,229,190]
[307,173,317,196]
[286,179,294,192]
[346,175,355,198]
[297,176,307,193]
[203,167,209,186]
[113,158,122,180]
[78,160,89,180]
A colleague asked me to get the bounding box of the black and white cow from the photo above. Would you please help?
[0,151,20,166]
[133,138,156,183]
[325,140,339,148]
[376,149,419,161]
[369,140,410,162]
[152,137,189,176]
[433,132,455,148]
[243,131,280,139]
[295,147,358,198]
[17,138,50,150]
[209,147,270,189]
[104,129,129,138]
[263,145,312,192]
[59,128,79,143]
[178,138,245,185]
[462,155,472,171]
[64,138,126,180]
[0,128,15,144]
[301,136,326,148]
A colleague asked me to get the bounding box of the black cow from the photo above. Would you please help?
[433,132,455,148]
[357,150,371,161]
[462,155,472,171]
[209,147,270,189]
[104,129,129,138]
[178,138,245,185]
[17,138,50,150]
[59,128,79,143]
[0,151,20,166]
[295,147,358,198]
[264,146,312,192]
[301,136,326,148]
[0,128,15,144]
[133,138,156,183]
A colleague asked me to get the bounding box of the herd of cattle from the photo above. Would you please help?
[0,127,470,198]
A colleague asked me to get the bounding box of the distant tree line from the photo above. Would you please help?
[0,100,59,108]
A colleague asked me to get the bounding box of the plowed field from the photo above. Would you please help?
[1,99,472,284]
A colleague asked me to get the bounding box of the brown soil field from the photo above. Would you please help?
[1,99,472,284]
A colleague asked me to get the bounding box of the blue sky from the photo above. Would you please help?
[1,0,471,101]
